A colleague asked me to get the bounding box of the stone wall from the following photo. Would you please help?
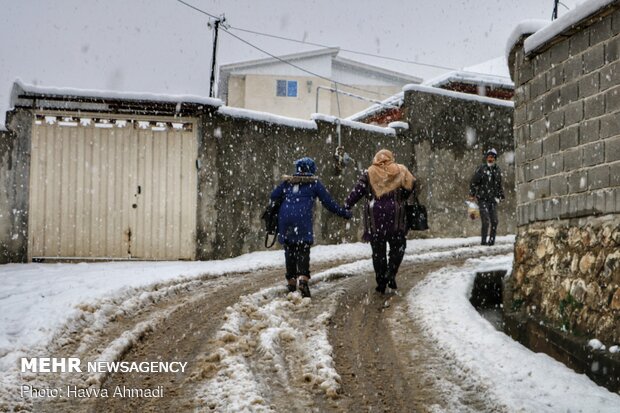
[508,4,620,343]
[0,110,31,263]
[404,88,516,238]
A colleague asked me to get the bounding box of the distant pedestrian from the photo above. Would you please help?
[469,148,505,246]
[270,157,351,298]
[345,149,415,294]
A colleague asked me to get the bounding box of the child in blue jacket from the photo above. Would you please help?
[270,157,351,297]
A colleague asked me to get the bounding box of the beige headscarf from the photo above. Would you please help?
[367,149,415,198]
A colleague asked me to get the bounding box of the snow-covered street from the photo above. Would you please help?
[1,236,619,412]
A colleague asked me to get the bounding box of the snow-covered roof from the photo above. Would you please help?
[525,0,617,54]
[11,79,222,109]
[218,106,317,130]
[332,57,422,84]
[219,48,341,73]
[311,113,396,135]
[345,91,404,122]
[424,56,514,89]
[403,84,514,108]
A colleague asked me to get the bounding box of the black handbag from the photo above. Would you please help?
[261,197,282,248]
[406,200,429,231]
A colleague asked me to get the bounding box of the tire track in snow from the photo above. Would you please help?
[192,244,512,412]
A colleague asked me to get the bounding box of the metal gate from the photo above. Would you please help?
[28,112,198,260]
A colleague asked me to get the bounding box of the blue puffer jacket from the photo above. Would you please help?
[270,158,350,245]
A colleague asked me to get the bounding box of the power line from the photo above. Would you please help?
[175,0,511,97]
[176,0,454,74]
[228,26,457,71]
[176,0,219,19]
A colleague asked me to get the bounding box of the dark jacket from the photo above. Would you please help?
[270,174,350,245]
[345,172,412,242]
[469,163,505,202]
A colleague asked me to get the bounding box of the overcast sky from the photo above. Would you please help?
[0,0,582,127]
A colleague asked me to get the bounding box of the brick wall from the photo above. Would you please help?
[513,7,620,225]
[508,4,620,343]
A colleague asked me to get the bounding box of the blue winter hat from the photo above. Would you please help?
[294,157,317,175]
[486,148,498,158]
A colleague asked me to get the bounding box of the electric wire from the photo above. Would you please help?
[176,0,219,19]
[221,27,392,98]
[176,0,512,102]
[228,26,456,71]
[176,0,454,74]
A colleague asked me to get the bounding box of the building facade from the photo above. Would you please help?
[218,48,422,120]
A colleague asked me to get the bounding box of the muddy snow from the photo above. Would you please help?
[1,236,619,412]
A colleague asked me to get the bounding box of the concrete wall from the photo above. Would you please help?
[508,5,620,343]
[0,85,513,263]
[0,110,32,263]
[196,113,413,259]
[404,88,516,238]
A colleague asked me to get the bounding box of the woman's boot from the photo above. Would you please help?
[375,273,387,294]
[287,276,297,293]
[298,276,311,298]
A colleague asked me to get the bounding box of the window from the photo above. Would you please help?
[276,80,297,97]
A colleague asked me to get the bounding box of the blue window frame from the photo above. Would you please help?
[276,80,297,97]
[287,80,297,97]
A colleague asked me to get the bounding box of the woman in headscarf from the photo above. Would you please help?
[270,157,351,298]
[345,149,415,293]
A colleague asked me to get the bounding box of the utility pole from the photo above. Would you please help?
[209,14,226,98]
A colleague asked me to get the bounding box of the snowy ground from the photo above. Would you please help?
[0,236,503,371]
[1,235,619,412]
[409,256,620,412]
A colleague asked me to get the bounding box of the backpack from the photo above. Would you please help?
[261,197,283,248]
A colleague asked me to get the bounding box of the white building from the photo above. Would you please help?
[218,48,422,119]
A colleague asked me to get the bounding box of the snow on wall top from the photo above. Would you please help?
[11,79,223,108]
[311,113,396,135]
[505,19,550,61]
[387,121,408,130]
[524,0,617,54]
[345,92,404,122]
[402,84,515,108]
[425,56,514,89]
[218,106,317,130]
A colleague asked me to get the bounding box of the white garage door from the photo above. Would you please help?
[28,113,197,260]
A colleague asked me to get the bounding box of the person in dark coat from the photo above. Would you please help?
[345,149,415,294]
[469,148,505,246]
[270,157,351,298]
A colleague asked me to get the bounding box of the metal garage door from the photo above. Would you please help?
[28,112,197,260]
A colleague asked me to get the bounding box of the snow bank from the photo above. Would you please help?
[402,84,514,108]
[409,255,620,412]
